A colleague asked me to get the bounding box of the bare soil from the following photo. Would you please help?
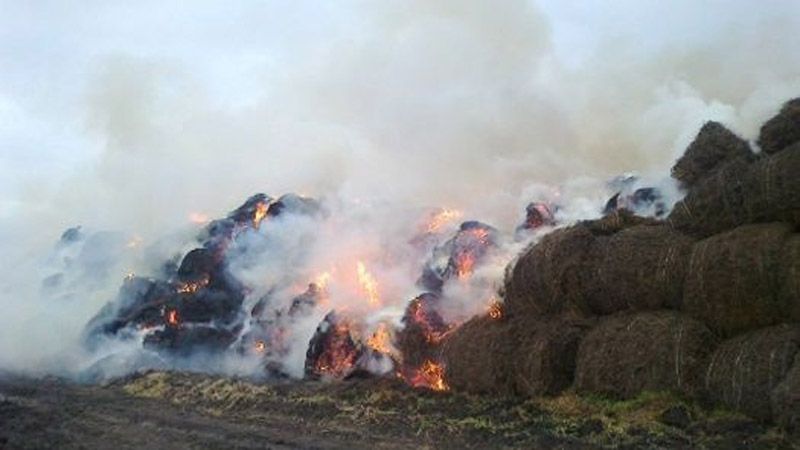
[0,372,795,449]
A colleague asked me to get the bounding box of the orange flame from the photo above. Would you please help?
[407,360,449,391]
[488,299,503,320]
[176,277,208,294]
[356,261,381,306]
[426,208,463,233]
[314,271,332,291]
[253,201,269,229]
[166,309,180,327]
[366,322,395,356]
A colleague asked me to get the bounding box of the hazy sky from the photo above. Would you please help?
[1,1,798,223]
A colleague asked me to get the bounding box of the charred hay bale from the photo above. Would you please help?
[771,360,800,432]
[672,121,753,189]
[575,311,716,399]
[512,318,593,396]
[440,315,515,395]
[704,324,800,422]
[584,225,695,314]
[669,144,800,237]
[504,226,594,318]
[582,210,660,235]
[683,223,794,338]
[758,98,800,155]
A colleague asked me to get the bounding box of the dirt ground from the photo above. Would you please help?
[0,371,796,449]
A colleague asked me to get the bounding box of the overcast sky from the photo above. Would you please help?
[1,1,799,224]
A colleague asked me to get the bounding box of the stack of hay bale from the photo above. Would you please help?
[440,98,800,430]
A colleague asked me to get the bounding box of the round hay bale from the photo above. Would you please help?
[440,315,515,395]
[584,225,695,314]
[758,98,800,155]
[704,324,800,422]
[683,223,794,338]
[771,360,800,432]
[667,157,753,238]
[575,311,717,399]
[780,235,800,322]
[504,210,657,319]
[503,226,595,319]
[672,121,753,189]
[743,142,800,227]
[669,144,800,237]
[512,318,593,396]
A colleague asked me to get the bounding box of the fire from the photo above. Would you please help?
[189,212,210,224]
[312,320,360,378]
[366,322,395,356]
[407,360,449,391]
[426,208,463,233]
[455,254,476,280]
[124,272,135,282]
[314,271,332,290]
[488,299,503,320]
[166,309,180,327]
[176,277,208,294]
[356,261,381,306]
[253,201,269,229]
[254,340,266,353]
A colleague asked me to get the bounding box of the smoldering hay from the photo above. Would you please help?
[1,0,800,385]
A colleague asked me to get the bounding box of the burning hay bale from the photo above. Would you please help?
[758,98,800,155]
[671,121,753,189]
[584,224,694,314]
[669,143,800,237]
[515,202,557,237]
[417,221,498,292]
[703,324,800,422]
[575,311,717,399]
[682,223,796,338]
[440,315,516,395]
[395,293,451,370]
[304,312,365,380]
[512,318,592,396]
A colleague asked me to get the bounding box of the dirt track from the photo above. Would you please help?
[0,372,795,449]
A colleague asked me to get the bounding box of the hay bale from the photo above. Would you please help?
[504,210,656,317]
[512,318,592,396]
[669,144,800,237]
[584,225,695,314]
[771,360,800,432]
[683,223,794,338]
[440,315,515,394]
[704,324,800,422]
[503,226,595,319]
[743,143,800,227]
[672,121,753,189]
[667,157,753,237]
[780,235,800,322]
[575,311,717,399]
[758,98,800,155]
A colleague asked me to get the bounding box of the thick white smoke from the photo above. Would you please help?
[1,0,799,377]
